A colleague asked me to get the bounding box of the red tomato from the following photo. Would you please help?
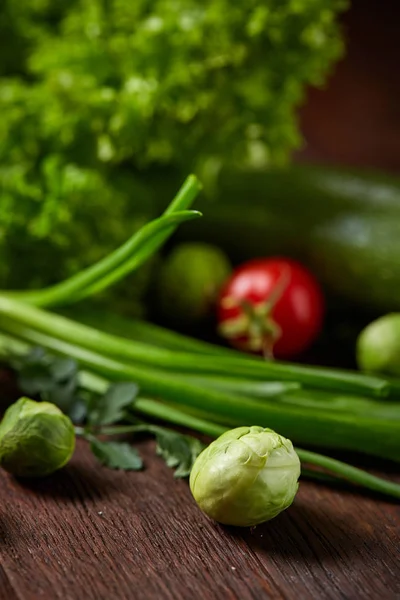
[217,258,324,359]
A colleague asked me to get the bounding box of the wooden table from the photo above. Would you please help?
[0,439,398,600]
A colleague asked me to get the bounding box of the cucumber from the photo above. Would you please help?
[172,164,400,312]
[307,213,400,311]
[214,164,400,219]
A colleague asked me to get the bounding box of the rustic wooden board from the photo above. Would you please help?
[0,438,398,600]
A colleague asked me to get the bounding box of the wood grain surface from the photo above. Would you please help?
[0,438,399,600]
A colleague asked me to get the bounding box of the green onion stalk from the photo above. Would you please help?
[0,295,391,398]
[5,175,202,307]
[0,323,399,463]
[60,306,238,357]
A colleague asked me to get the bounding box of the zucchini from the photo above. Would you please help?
[214,164,400,221]
[173,164,400,312]
[307,213,400,312]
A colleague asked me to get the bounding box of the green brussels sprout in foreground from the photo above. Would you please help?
[190,426,300,527]
[157,242,232,323]
[0,397,75,477]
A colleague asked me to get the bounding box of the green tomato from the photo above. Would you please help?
[357,314,400,376]
[190,426,300,527]
[157,242,232,323]
[0,397,75,477]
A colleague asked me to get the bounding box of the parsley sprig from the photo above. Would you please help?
[11,346,204,476]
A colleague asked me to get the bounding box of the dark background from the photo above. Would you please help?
[299,0,400,173]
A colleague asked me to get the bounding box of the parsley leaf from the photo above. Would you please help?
[12,347,58,394]
[152,427,205,478]
[11,347,84,421]
[88,424,204,477]
[10,347,203,477]
[90,439,143,471]
[88,382,139,426]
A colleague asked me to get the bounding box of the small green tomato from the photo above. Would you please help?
[157,242,232,323]
[0,397,75,477]
[356,314,400,376]
[189,426,300,527]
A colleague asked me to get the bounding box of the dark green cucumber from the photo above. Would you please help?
[307,213,400,311]
[172,164,400,312]
[214,164,400,220]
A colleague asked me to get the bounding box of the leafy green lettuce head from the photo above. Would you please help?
[0,397,75,477]
[1,0,347,169]
[0,0,347,291]
[190,426,300,527]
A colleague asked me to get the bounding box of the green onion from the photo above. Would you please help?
[176,375,302,397]
[61,306,237,357]
[172,376,400,420]
[0,327,398,462]
[295,448,400,499]
[6,175,201,307]
[0,296,389,398]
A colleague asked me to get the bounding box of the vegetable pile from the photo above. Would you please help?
[178,164,400,314]
[0,174,399,531]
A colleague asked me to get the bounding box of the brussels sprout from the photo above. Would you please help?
[0,397,75,477]
[189,426,300,527]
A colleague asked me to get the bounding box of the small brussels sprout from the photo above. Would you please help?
[190,426,300,527]
[0,397,75,477]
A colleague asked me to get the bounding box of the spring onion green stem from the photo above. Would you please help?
[172,377,400,420]
[0,326,398,462]
[5,175,202,307]
[71,211,202,301]
[61,307,238,357]
[132,399,400,500]
[174,375,302,397]
[299,468,344,486]
[295,448,400,499]
[7,211,200,307]
[0,296,390,398]
[81,364,301,401]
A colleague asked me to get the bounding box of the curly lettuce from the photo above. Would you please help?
[0,0,347,295]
